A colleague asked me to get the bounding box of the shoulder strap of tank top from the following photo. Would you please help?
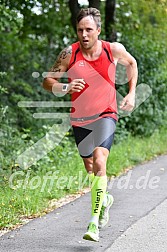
[68,42,80,69]
[102,40,114,63]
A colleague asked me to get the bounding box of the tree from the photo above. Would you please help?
[105,0,117,41]
[68,0,117,41]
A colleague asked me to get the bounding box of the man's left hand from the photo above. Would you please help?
[120,92,135,111]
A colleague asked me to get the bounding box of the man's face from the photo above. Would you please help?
[77,15,101,50]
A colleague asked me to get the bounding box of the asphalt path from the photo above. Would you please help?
[0,155,167,252]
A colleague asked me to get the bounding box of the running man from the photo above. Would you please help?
[43,7,138,242]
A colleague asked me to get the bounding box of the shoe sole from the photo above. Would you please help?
[83,233,99,242]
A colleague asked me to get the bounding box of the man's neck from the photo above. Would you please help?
[80,40,102,60]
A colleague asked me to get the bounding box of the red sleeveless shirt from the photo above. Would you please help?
[67,40,118,126]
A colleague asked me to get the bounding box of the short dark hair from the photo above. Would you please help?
[76,8,101,28]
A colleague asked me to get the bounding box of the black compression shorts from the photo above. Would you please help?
[72,117,116,158]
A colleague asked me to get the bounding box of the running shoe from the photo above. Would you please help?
[83,222,99,242]
[99,193,114,229]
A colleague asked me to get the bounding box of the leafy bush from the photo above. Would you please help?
[115,0,167,136]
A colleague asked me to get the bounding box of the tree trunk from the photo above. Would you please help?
[68,0,101,31]
[88,0,100,9]
[105,0,117,42]
[68,0,80,31]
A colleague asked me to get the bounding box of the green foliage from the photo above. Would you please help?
[0,1,75,130]
[115,0,167,136]
[107,125,167,176]
[0,132,84,228]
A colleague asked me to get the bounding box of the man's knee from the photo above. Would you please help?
[83,157,93,172]
[93,147,109,174]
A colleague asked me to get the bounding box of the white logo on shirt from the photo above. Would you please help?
[78,61,85,67]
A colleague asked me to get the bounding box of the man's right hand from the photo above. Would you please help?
[68,79,86,94]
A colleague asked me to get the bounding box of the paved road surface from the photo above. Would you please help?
[0,155,167,252]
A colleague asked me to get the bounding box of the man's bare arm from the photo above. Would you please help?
[43,46,72,93]
[43,46,85,94]
[111,42,138,111]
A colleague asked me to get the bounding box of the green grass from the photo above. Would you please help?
[0,127,167,230]
[107,127,167,176]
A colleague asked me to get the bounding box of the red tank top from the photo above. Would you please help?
[67,40,117,126]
